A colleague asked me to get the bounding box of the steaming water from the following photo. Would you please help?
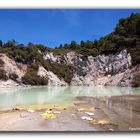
[0,86,140,108]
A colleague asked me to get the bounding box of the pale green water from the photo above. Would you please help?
[0,86,140,108]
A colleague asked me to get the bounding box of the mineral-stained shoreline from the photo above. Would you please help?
[0,95,140,131]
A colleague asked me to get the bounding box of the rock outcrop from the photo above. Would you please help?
[0,53,27,79]
[0,49,139,87]
[0,79,20,87]
[37,66,68,86]
[43,49,134,86]
[0,53,27,87]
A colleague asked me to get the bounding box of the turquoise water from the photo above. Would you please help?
[0,86,140,108]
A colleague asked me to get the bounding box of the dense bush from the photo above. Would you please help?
[128,46,140,65]
[0,42,48,64]
[0,69,8,80]
[0,59,4,67]
[42,60,74,84]
[132,74,140,87]
[52,48,70,55]
[9,73,18,81]
[115,13,140,36]
[0,13,140,85]
[0,13,139,67]
[22,64,48,85]
[54,13,140,66]
[22,74,48,85]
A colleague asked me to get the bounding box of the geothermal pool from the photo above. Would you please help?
[0,86,140,108]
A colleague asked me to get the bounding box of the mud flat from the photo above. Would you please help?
[0,95,140,131]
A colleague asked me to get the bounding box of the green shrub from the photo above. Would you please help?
[132,74,140,87]
[0,69,8,80]
[22,64,48,85]
[78,48,99,57]
[128,46,140,66]
[52,48,70,55]
[42,60,74,84]
[9,73,18,81]
[0,59,4,67]
[22,73,48,85]
[1,13,140,87]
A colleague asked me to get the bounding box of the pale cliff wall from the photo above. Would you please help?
[43,49,135,86]
[0,49,139,87]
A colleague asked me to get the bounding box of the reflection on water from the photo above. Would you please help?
[0,86,139,108]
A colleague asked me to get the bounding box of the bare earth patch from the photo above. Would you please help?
[0,95,140,131]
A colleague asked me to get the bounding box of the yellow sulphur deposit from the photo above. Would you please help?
[41,111,56,120]
[90,119,109,125]
[78,107,96,112]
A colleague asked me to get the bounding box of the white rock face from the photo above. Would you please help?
[71,72,96,86]
[42,49,133,86]
[64,51,78,65]
[0,79,20,87]
[43,52,57,62]
[118,65,140,87]
[0,53,27,79]
[0,53,27,87]
[100,73,125,86]
[37,66,68,86]
[0,49,134,87]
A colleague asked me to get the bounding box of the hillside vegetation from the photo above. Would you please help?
[0,13,140,86]
[53,13,140,66]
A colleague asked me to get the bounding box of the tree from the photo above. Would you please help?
[85,40,93,49]
[70,40,78,49]
[0,40,3,47]
[9,73,18,81]
[59,44,63,48]
[0,69,8,80]
[93,39,98,47]
[80,40,85,48]
[35,44,47,52]
[4,39,16,48]
[63,43,69,49]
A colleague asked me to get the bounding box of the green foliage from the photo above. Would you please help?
[78,47,99,57]
[70,41,79,49]
[53,13,140,66]
[0,12,140,86]
[4,40,16,48]
[7,45,29,63]
[9,73,18,81]
[52,48,70,55]
[22,74,48,86]
[54,40,100,56]
[42,60,74,84]
[132,74,140,87]
[0,69,8,80]
[0,59,4,67]
[0,13,140,64]
[80,40,85,48]
[115,13,140,36]
[0,40,3,47]
[2,43,47,64]
[22,64,48,85]
[128,46,140,65]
